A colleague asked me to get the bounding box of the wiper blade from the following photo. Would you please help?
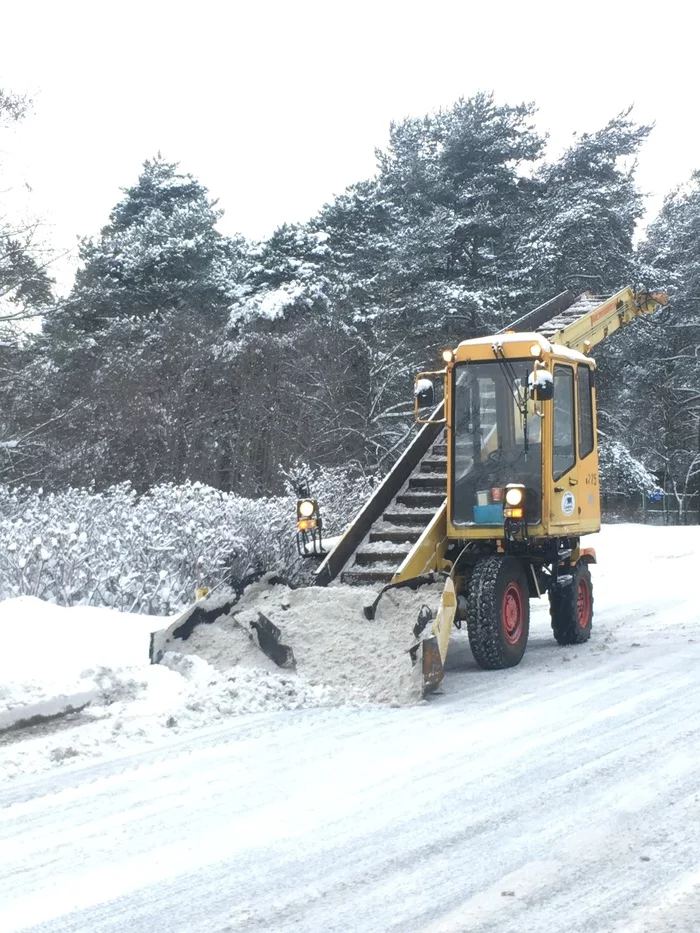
[491,341,529,454]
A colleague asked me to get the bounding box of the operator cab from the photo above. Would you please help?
[415,332,599,541]
[451,355,544,526]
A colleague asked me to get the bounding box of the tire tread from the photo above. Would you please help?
[549,561,593,645]
[467,556,529,670]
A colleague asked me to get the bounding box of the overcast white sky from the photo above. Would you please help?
[1,0,698,289]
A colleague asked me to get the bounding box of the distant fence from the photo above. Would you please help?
[602,491,700,525]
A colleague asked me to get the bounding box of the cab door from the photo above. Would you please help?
[575,363,600,528]
[548,363,580,530]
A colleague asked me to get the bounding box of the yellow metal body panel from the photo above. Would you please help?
[552,287,666,353]
[574,384,599,526]
[543,358,598,533]
[417,575,457,692]
[432,575,457,663]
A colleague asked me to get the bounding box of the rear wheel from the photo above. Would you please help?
[467,556,530,669]
[550,561,593,645]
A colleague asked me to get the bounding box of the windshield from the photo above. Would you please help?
[452,359,542,525]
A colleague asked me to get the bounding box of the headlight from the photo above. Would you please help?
[505,486,524,506]
[298,499,316,518]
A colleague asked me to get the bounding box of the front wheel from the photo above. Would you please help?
[467,556,530,670]
[550,561,593,645]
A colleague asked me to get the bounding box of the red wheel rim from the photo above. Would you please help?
[577,578,591,628]
[502,582,524,644]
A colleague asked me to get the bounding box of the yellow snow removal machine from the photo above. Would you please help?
[302,287,666,693]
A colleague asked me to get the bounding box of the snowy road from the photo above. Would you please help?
[2,526,700,932]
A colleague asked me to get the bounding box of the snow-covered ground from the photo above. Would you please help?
[1,524,700,932]
[0,598,160,732]
[0,572,437,779]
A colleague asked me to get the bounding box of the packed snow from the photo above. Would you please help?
[0,597,158,731]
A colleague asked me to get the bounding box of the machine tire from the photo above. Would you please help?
[466,556,530,670]
[550,560,593,645]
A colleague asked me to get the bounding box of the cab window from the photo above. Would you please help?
[577,365,594,459]
[553,364,575,479]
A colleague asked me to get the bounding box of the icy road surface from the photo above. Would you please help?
[2,525,700,932]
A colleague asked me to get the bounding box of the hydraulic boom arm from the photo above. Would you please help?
[549,287,667,355]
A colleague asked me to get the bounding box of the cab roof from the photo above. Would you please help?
[455,331,594,367]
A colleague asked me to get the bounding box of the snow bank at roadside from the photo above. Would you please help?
[0,590,342,779]
[0,595,159,679]
[0,595,160,733]
[0,575,436,779]
[0,655,332,780]
[0,678,98,732]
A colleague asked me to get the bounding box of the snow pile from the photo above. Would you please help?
[0,677,98,732]
[0,639,332,781]
[1,656,334,780]
[0,595,158,673]
[163,578,442,707]
[0,577,438,780]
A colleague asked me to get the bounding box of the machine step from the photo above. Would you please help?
[382,509,437,525]
[369,528,422,543]
[341,568,395,585]
[396,492,446,509]
[354,546,412,564]
[409,474,447,489]
[421,458,447,472]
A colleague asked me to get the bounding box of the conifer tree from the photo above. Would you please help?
[600,171,700,517]
[523,110,650,299]
[48,156,246,336]
[0,88,54,332]
[373,93,545,335]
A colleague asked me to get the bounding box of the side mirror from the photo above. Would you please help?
[528,367,553,401]
[414,378,435,409]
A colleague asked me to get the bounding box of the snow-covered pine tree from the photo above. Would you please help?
[229,222,333,328]
[31,158,250,490]
[522,110,650,300]
[372,93,545,340]
[601,171,700,520]
[48,155,246,336]
[0,88,54,334]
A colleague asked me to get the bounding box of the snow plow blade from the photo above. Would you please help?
[415,636,444,693]
[149,590,294,669]
[409,575,457,695]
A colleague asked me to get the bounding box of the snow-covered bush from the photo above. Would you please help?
[0,482,289,613]
[598,437,657,495]
[0,466,376,614]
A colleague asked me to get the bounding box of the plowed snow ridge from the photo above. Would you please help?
[0,578,441,780]
[166,578,444,705]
